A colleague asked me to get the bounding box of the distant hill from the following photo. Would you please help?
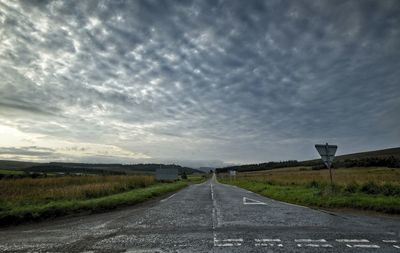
[197,167,214,173]
[335,147,400,160]
[0,160,203,175]
[0,160,44,170]
[216,147,400,173]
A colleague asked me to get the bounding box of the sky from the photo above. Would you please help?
[0,0,399,168]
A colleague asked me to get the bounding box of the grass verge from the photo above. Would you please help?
[186,173,210,183]
[219,178,400,214]
[0,181,187,226]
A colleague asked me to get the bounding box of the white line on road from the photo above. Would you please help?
[336,239,369,243]
[214,238,242,247]
[346,244,380,248]
[255,239,281,242]
[255,243,283,247]
[295,239,327,242]
[214,243,242,247]
[297,243,332,248]
[243,197,267,205]
[383,240,398,243]
[160,193,176,202]
[215,239,243,242]
[394,245,400,249]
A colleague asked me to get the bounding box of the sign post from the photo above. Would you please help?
[315,143,338,186]
[229,170,237,181]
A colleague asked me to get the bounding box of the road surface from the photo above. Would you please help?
[0,175,399,252]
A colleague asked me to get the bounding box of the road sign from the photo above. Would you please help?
[156,168,178,181]
[315,143,338,186]
[315,143,337,168]
[229,170,237,177]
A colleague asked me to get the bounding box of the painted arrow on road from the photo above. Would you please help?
[243,197,267,205]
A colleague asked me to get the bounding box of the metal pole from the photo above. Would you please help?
[326,142,333,187]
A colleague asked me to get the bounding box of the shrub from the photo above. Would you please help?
[344,181,359,193]
[308,180,319,188]
[361,181,381,195]
[380,183,400,196]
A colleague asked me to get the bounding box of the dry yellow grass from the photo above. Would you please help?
[0,175,155,205]
[240,167,400,186]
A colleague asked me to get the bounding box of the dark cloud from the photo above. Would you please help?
[0,0,399,165]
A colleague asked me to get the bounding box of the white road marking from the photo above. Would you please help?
[394,245,400,249]
[317,244,333,248]
[336,239,369,243]
[160,193,176,202]
[212,208,216,229]
[211,183,217,230]
[210,183,214,200]
[214,239,242,247]
[255,239,281,242]
[297,243,332,248]
[255,243,283,247]
[255,239,282,247]
[295,239,327,242]
[272,199,310,209]
[211,180,230,247]
[216,239,243,242]
[383,240,398,243]
[346,244,380,248]
[243,197,267,205]
[215,243,241,247]
[295,239,332,248]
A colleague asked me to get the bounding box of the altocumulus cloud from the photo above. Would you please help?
[0,0,399,166]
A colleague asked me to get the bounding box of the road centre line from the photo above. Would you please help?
[394,245,400,249]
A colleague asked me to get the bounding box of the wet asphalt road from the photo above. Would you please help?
[0,175,399,252]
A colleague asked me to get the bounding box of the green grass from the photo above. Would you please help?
[0,181,187,225]
[219,178,400,214]
[0,169,24,175]
[186,173,210,183]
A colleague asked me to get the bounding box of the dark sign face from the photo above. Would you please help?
[315,144,338,168]
[155,168,179,181]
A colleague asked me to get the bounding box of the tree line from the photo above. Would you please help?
[216,156,400,173]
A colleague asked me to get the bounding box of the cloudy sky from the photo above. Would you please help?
[0,0,399,167]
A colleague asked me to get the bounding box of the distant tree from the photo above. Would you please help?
[181,171,188,179]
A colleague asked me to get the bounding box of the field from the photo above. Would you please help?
[219,167,400,214]
[0,174,200,225]
[0,169,24,175]
[186,173,209,183]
